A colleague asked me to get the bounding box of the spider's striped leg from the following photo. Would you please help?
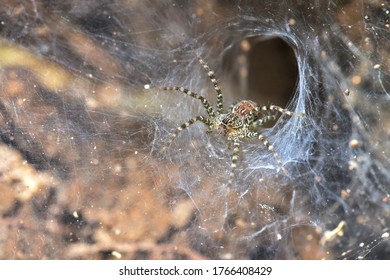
[163,86,216,118]
[228,141,241,186]
[224,140,243,219]
[257,105,304,117]
[160,116,211,152]
[250,115,277,129]
[247,132,288,175]
[198,58,223,114]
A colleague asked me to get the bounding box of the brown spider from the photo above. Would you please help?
[161,57,304,185]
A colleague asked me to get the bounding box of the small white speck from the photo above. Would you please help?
[134,151,138,155]
[276,233,282,240]
[144,84,150,89]
[359,242,364,247]
[373,64,381,69]
[73,211,79,218]
[111,251,122,259]
[382,232,389,238]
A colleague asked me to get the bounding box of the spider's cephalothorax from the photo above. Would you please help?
[212,100,259,138]
[161,57,304,185]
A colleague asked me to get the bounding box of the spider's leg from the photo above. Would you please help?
[198,58,223,114]
[251,115,277,129]
[161,116,211,152]
[247,132,288,174]
[257,105,304,117]
[228,141,241,186]
[163,86,216,118]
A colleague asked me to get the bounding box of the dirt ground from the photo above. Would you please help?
[0,0,389,259]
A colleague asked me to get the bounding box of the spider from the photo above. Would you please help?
[161,57,304,186]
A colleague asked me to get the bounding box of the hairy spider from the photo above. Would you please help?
[161,57,304,185]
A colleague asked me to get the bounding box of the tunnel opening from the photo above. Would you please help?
[223,36,299,119]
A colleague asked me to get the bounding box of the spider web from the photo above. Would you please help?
[0,0,389,259]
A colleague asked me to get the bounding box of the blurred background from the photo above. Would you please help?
[0,0,389,259]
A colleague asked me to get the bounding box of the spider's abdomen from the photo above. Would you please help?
[232,100,258,119]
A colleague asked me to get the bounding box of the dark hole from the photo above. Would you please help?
[223,36,298,110]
